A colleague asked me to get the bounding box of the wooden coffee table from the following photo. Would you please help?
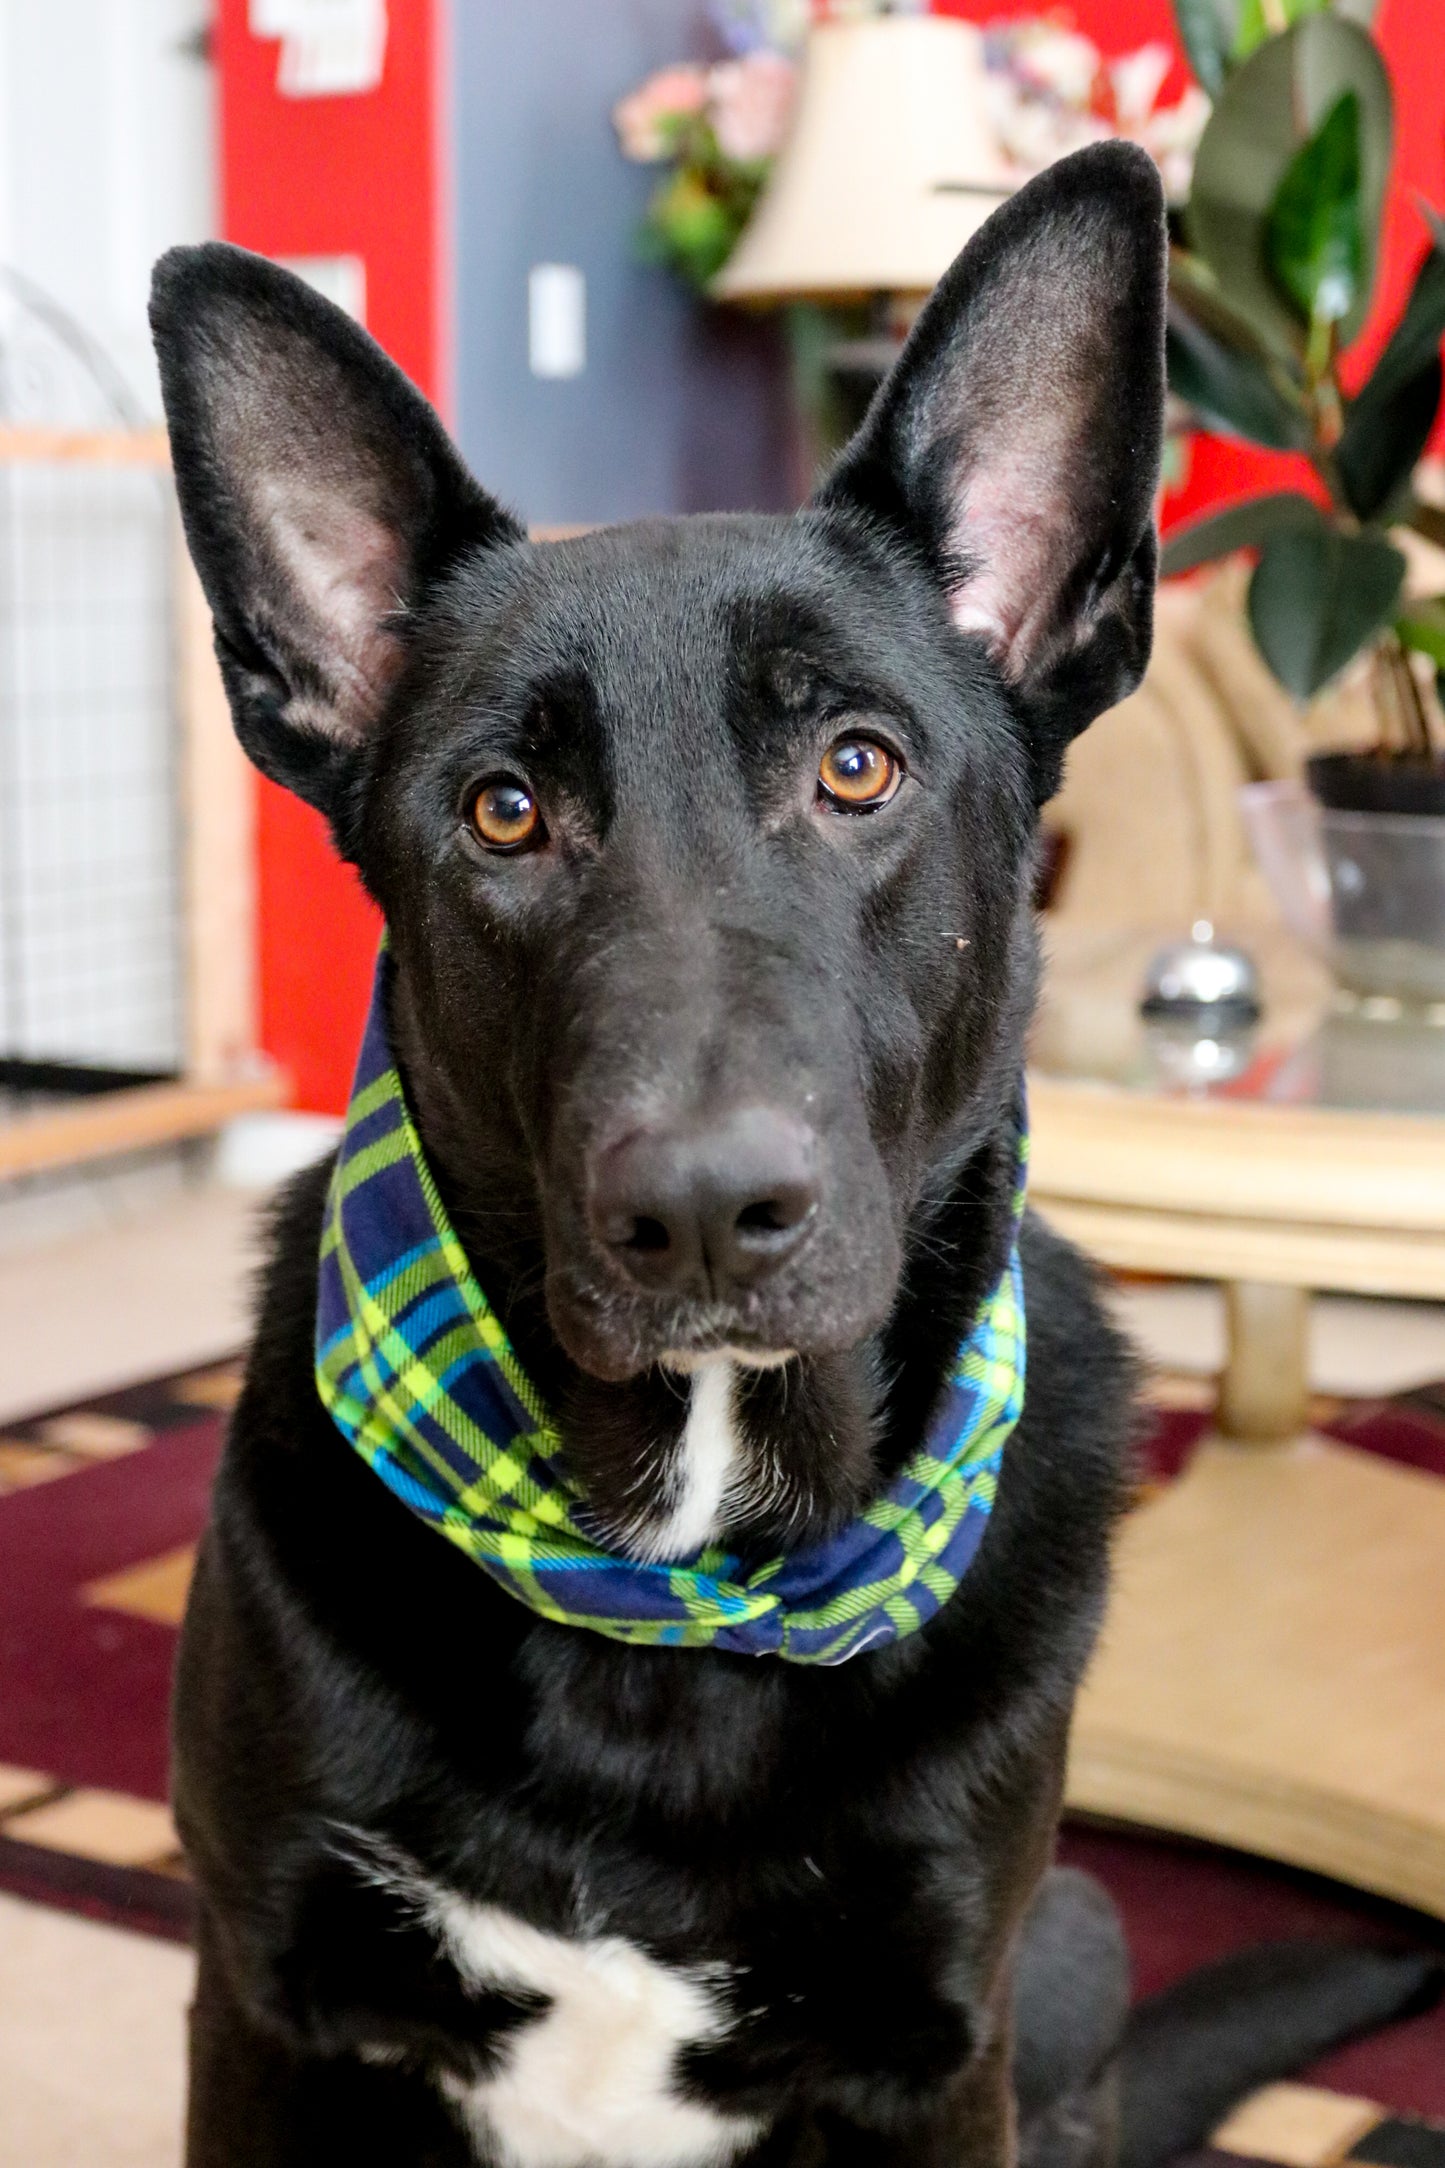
[1029,928,1445,1917]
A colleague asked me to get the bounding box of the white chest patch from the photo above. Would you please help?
[428,1894,760,2168]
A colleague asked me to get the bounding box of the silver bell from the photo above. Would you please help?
[1140,920,1263,1028]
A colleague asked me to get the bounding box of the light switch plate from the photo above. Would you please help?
[529,263,586,380]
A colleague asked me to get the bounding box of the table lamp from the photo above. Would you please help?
[711,14,1014,303]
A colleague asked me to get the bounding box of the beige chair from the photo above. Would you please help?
[1043,563,1384,938]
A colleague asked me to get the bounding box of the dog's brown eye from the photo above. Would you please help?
[469,778,544,852]
[818,736,901,812]
[471,779,542,850]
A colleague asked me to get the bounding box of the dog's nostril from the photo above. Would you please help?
[735,1188,815,1240]
[624,1215,672,1254]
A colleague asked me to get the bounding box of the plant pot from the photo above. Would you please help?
[1307,751,1445,817]
[1304,758,1445,1007]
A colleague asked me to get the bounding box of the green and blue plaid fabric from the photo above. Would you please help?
[316,950,1028,1664]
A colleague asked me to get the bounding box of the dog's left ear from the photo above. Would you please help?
[816,141,1167,800]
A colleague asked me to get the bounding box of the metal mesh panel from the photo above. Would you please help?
[0,273,183,1083]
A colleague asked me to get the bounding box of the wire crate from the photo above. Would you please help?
[0,271,281,1175]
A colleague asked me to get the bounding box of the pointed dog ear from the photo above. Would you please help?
[816,142,1167,801]
[150,243,522,823]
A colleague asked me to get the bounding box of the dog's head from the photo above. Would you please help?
[152,144,1164,1547]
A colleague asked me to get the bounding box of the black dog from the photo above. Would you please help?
[150,144,1431,2168]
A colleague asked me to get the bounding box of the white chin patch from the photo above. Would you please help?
[632,1361,743,1563]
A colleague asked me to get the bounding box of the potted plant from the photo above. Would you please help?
[1161,1,1445,1001]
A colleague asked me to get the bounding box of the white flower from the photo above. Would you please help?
[1013,25,1103,108]
[1110,43,1173,127]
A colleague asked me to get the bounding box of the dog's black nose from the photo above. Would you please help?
[589,1108,820,1296]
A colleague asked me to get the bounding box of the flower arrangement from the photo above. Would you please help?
[611,5,805,288]
[981,20,1208,203]
[613,4,1211,290]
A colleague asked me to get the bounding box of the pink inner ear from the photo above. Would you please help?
[261,476,409,739]
[942,408,1085,684]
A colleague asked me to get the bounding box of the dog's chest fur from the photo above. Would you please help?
[338,1818,962,2167]
[415,1887,758,2168]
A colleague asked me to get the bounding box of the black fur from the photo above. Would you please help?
[146,145,1410,2168]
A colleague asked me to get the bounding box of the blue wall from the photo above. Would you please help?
[449,0,796,526]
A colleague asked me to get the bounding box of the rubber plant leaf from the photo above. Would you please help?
[1173,0,1239,97]
[1265,90,1364,330]
[1160,492,1321,578]
[1247,518,1407,697]
[1167,258,1311,447]
[1168,309,1313,447]
[1337,356,1442,522]
[1187,16,1392,355]
[1233,0,1378,62]
[1360,218,1445,400]
[1336,215,1445,520]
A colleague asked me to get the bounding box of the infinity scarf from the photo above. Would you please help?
[315,952,1027,1664]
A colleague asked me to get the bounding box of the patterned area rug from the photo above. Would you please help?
[2,1357,1444,2141]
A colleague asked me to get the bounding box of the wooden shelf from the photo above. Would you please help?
[0,1072,287,1181]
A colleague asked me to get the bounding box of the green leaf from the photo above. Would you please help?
[1335,213,1445,520]
[1170,246,1301,361]
[1347,217,1445,412]
[1161,491,1322,577]
[642,168,747,288]
[1167,256,1312,446]
[1187,16,1393,354]
[1174,0,1239,96]
[1168,307,1313,447]
[1171,0,1378,90]
[1247,520,1406,696]
[1396,597,1445,670]
[1234,0,1331,63]
[1265,91,1363,330]
[1337,355,1442,521]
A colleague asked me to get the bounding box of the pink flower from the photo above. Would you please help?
[708,50,798,164]
[613,65,710,163]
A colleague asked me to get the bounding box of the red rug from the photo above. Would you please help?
[2,1358,1444,2123]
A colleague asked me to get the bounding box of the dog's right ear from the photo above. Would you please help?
[150,243,521,824]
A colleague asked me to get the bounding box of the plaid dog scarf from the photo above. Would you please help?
[316,953,1028,1664]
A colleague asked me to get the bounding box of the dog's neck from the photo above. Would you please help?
[389,974,1022,1559]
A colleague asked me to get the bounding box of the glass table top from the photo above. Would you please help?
[1031,925,1445,1122]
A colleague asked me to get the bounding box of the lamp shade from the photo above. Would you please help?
[712,17,1013,301]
